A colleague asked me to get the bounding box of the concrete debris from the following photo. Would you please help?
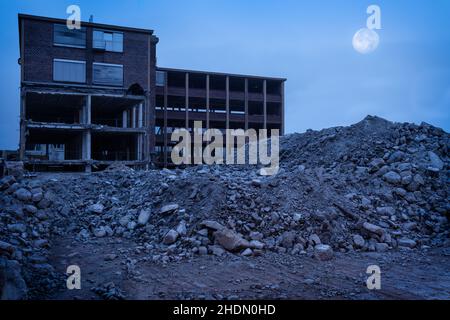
[0,115,448,299]
[314,244,334,261]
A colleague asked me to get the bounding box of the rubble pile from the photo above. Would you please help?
[0,115,449,299]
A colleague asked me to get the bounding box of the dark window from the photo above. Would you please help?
[93,63,123,86]
[156,71,166,86]
[54,24,86,48]
[93,29,123,52]
[53,59,86,83]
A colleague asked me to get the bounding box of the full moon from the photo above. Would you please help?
[352,28,380,54]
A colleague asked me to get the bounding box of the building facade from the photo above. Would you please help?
[18,14,285,171]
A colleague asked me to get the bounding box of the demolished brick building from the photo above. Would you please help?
[18,14,286,171]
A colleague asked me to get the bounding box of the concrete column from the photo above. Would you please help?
[82,131,91,160]
[19,91,26,160]
[206,74,210,130]
[136,135,142,160]
[83,94,91,171]
[226,76,229,130]
[122,110,128,128]
[164,78,168,167]
[185,73,189,129]
[244,78,249,131]
[138,103,143,128]
[82,95,92,124]
[131,107,137,128]
[263,80,267,130]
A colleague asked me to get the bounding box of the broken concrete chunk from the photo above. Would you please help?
[88,203,104,214]
[213,228,250,252]
[398,238,417,248]
[362,222,384,236]
[163,229,179,245]
[176,221,187,236]
[427,151,444,170]
[137,209,151,225]
[314,244,334,261]
[383,171,401,185]
[200,220,225,231]
[353,234,365,249]
[160,204,179,216]
[14,188,32,202]
[241,248,253,256]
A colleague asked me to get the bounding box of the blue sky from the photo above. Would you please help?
[0,0,449,149]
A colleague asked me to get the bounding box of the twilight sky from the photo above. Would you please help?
[0,0,449,149]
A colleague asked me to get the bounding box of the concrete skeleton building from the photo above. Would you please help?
[18,14,286,171]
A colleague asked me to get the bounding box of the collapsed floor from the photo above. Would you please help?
[0,115,449,299]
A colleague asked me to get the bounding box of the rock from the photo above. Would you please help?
[127,221,137,230]
[214,228,251,252]
[393,188,407,197]
[198,246,208,255]
[14,188,32,202]
[397,163,412,172]
[387,151,405,163]
[398,238,417,248]
[0,176,16,190]
[31,190,43,203]
[251,179,262,187]
[104,254,118,261]
[7,224,26,234]
[33,239,49,248]
[362,222,384,237]
[375,243,389,252]
[137,209,151,225]
[250,240,265,250]
[427,151,444,170]
[0,241,15,256]
[376,207,395,216]
[413,174,424,185]
[309,234,321,246]
[280,231,296,248]
[176,221,187,236]
[292,213,303,222]
[314,244,334,261]
[383,171,401,185]
[93,227,107,238]
[249,231,263,240]
[0,258,28,300]
[241,248,253,256]
[119,215,131,227]
[197,228,209,237]
[403,222,417,231]
[5,161,24,179]
[88,203,104,214]
[163,229,179,245]
[210,245,225,256]
[200,220,225,231]
[160,204,179,216]
[23,205,38,215]
[368,158,385,173]
[353,235,365,248]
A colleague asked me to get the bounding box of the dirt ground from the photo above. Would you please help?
[47,234,450,300]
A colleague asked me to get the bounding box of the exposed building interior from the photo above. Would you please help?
[17,14,285,171]
[22,90,147,171]
[154,68,285,167]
